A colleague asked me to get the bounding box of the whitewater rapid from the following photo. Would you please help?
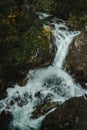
[0,19,87,130]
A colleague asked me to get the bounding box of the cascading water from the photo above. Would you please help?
[0,17,87,130]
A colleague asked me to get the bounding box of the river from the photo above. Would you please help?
[0,15,87,130]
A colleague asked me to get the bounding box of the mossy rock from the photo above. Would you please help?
[0,0,56,99]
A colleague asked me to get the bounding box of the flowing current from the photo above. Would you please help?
[0,18,87,130]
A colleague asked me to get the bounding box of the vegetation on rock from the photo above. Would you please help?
[52,0,87,30]
[0,0,55,99]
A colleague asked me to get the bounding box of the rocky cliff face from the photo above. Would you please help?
[52,0,87,30]
[65,31,87,88]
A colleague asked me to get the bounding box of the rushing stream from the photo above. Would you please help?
[0,16,87,130]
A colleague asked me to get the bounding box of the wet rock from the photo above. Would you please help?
[30,41,56,68]
[32,100,59,119]
[0,110,13,130]
[40,96,87,130]
[65,31,87,88]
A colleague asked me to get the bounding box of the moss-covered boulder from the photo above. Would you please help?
[40,96,87,130]
[0,0,56,99]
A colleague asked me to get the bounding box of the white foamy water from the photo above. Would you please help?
[0,19,87,130]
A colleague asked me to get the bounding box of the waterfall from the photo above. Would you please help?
[0,17,87,130]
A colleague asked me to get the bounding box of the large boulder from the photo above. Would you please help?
[40,96,87,130]
[0,111,13,130]
[65,31,87,88]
